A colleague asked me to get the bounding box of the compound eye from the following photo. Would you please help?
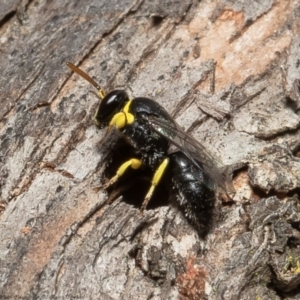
[95,90,129,127]
[106,93,122,107]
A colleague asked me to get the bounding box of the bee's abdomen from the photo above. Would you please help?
[168,151,215,235]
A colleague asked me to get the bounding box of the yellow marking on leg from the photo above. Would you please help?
[102,158,142,189]
[141,158,169,213]
[117,158,142,175]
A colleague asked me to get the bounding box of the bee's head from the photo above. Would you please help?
[94,90,129,128]
[66,62,129,129]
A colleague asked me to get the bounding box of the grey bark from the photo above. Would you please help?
[0,0,300,299]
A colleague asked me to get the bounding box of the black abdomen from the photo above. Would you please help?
[168,151,215,235]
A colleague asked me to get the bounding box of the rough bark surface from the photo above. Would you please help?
[1,0,300,299]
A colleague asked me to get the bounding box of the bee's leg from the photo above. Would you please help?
[102,158,142,190]
[141,158,169,213]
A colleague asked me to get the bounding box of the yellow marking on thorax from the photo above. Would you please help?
[123,100,134,124]
[109,100,134,129]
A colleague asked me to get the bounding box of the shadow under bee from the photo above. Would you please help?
[101,138,169,210]
[100,138,215,237]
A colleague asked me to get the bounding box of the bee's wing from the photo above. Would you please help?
[144,115,234,193]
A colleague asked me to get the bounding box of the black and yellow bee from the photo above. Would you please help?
[67,62,233,234]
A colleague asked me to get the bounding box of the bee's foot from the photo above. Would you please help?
[139,207,145,216]
[101,177,118,190]
[93,176,118,192]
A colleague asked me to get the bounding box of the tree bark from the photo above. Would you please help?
[1,0,300,299]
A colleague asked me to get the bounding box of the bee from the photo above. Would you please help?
[66,62,233,233]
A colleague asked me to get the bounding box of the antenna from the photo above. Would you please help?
[66,62,105,99]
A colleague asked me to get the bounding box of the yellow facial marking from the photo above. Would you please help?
[108,100,134,129]
[110,112,126,129]
[93,107,100,127]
